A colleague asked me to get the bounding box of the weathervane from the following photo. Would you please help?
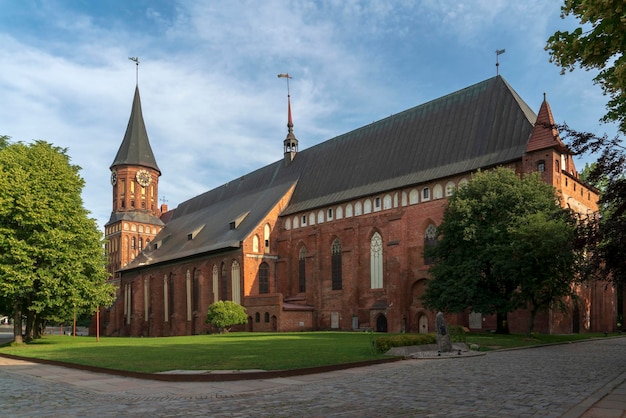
[495,49,505,76]
[277,73,292,97]
[129,56,140,85]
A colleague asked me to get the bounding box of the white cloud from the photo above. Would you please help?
[0,0,618,229]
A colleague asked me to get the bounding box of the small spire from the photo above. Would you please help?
[278,73,298,165]
[129,57,140,85]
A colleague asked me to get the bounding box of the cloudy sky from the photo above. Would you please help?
[0,1,615,230]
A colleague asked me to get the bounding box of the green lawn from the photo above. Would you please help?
[0,331,617,373]
[464,332,611,350]
[0,332,386,373]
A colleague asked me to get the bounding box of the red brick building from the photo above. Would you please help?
[101,76,617,337]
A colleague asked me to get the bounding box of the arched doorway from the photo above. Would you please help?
[376,314,388,333]
[418,314,429,334]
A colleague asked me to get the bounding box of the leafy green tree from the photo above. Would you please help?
[0,140,114,343]
[546,0,626,132]
[206,300,248,333]
[422,167,580,334]
[508,212,579,334]
[555,124,626,288]
[546,1,626,304]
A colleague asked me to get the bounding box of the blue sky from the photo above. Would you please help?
[0,1,616,230]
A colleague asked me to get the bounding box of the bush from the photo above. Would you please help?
[206,301,247,333]
[373,333,436,353]
[448,325,466,343]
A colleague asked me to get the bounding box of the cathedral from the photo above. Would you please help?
[101,76,616,337]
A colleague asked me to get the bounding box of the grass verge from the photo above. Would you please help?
[0,331,618,373]
[0,332,385,373]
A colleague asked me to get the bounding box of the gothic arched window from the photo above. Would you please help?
[299,246,307,293]
[370,232,383,289]
[424,224,437,265]
[259,262,269,294]
[331,239,342,290]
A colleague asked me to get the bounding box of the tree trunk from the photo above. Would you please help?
[528,307,538,336]
[24,310,35,342]
[495,311,510,334]
[34,316,44,339]
[12,301,22,344]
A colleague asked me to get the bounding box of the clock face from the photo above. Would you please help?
[136,169,152,187]
[110,170,117,186]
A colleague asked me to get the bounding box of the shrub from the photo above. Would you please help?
[206,301,247,333]
[373,333,436,353]
[448,325,467,343]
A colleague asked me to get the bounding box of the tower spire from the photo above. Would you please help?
[278,73,298,165]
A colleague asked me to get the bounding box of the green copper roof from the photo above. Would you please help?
[110,86,160,173]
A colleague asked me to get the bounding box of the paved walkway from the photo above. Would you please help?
[0,336,625,417]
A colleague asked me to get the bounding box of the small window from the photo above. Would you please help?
[264,312,270,323]
[537,161,545,173]
[328,208,333,220]
[445,182,455,197]
[255,312,260,323]
[302,215,307,225]
[375,197,381,208]
[422,187,430,200]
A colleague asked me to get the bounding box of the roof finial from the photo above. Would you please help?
[543,92,547,102]
[129,57,140,85]
[278,73,293,132]
[495,49,505,76]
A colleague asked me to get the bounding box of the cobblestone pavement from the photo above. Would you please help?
[0,337,625,417]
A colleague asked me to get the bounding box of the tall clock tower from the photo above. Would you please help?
[105,85,164,283]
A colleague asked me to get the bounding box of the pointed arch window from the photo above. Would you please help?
[168,273,175,318]
[370,232,383,289]
[186,270,192,321]
[253,235,259,253]
[163,274,169,322]
[220,262,228,301]
[231,260,241,304]
[193,268,200,311]
[331,238,342,290]
[264,224,271,253]
[299,246,307,293]
[259,262,269,294]
[212,265,219,303]
[424,224,437,265]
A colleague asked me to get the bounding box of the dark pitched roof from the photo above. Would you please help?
[110,86,161,173]
[121,76,537,272]
[123,162,298,269]
[282,75,536,214]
